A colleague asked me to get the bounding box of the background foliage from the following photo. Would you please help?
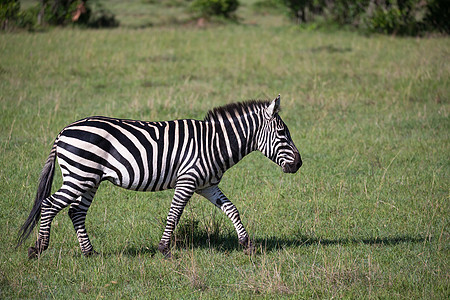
[1,0,449,34]
[0,0,119,29]
[280,0,450,35]
[190,0,240,18]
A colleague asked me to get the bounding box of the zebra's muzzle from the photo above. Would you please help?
[282,150,302,173]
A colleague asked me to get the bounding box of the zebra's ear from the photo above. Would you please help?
[266,94,281,118]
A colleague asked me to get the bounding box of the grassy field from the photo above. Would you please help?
[1,1,449,298]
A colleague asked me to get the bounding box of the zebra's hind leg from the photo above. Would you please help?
[196,185,255,254]
[68,186,98,257]
[28,183,85,259]
[158,179,196,258]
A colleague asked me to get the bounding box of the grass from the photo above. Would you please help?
[1,1,449,298]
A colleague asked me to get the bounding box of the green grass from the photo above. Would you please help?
[1,1,449,298]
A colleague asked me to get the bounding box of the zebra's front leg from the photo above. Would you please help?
[158,179,196,258]
[68,187,98,257]
[196,185,255,254]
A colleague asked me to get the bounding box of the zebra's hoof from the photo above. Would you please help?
[243,243,256,255]
[28,247,39,259]
[239,236,256,255]
[84,250,99,257]
[158,243,172,259]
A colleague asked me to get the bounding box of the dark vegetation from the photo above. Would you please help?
[1,0,448,34]
[190,0,240,18]
[279,0,449,35]
[0,0,119,30]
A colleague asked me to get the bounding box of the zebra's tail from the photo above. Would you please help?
[17,143,57,248]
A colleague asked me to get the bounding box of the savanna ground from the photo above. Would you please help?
[1,0,449,298]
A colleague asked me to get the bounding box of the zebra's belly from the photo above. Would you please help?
[104,165,179,192]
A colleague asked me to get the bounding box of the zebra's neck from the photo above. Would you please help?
[207,107,263,172]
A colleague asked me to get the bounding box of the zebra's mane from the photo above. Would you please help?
[204,100,270,122]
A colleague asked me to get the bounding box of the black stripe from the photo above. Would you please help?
[160,121,177,189]
[150,122,167,191]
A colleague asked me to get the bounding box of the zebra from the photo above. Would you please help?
[17,95,302,259]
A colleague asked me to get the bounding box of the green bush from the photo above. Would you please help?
[425,0,450,34]
[72,1,119,28]
[281,0,448,35]
[84,8,119,28]
[190,0,239,18]
[281,0,308,22]
[1,0,38,30]
[252,0,286,14]
[0,0,20,30]
[363,0,426,35]
[28,0,119,28]
[41,0,79,26]
[16,6,38,29]
[281,0,369,24]
[326,0,369,26]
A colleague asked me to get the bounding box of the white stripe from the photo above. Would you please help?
[162,121,180,190]
[155,122,170,191]
[175,120,193,177]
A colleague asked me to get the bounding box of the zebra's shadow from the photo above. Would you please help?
[120,229,426,257]
[251,234,427,250]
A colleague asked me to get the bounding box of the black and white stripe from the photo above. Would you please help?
[18,95,301,258]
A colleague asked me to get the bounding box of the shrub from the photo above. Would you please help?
[72,1,119,28]
[326,0,370,26]
[281,0,448,35]
[425,0,450,34]
[16,6,39,29]
[0,0,20,30]
[281,0,369,24]
[39,0,79,26]
[281,0,307,22]
[1,0,38,30]
[362,0,427,35]
[38,0,118,28]
[84,8,119,28]
[253,0,286,14]
[190,0,239,18]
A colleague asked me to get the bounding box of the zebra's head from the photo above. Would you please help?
[257,95,302,173]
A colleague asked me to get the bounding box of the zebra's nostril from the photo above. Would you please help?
[297,158,302,168]
[293,151,302,170]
